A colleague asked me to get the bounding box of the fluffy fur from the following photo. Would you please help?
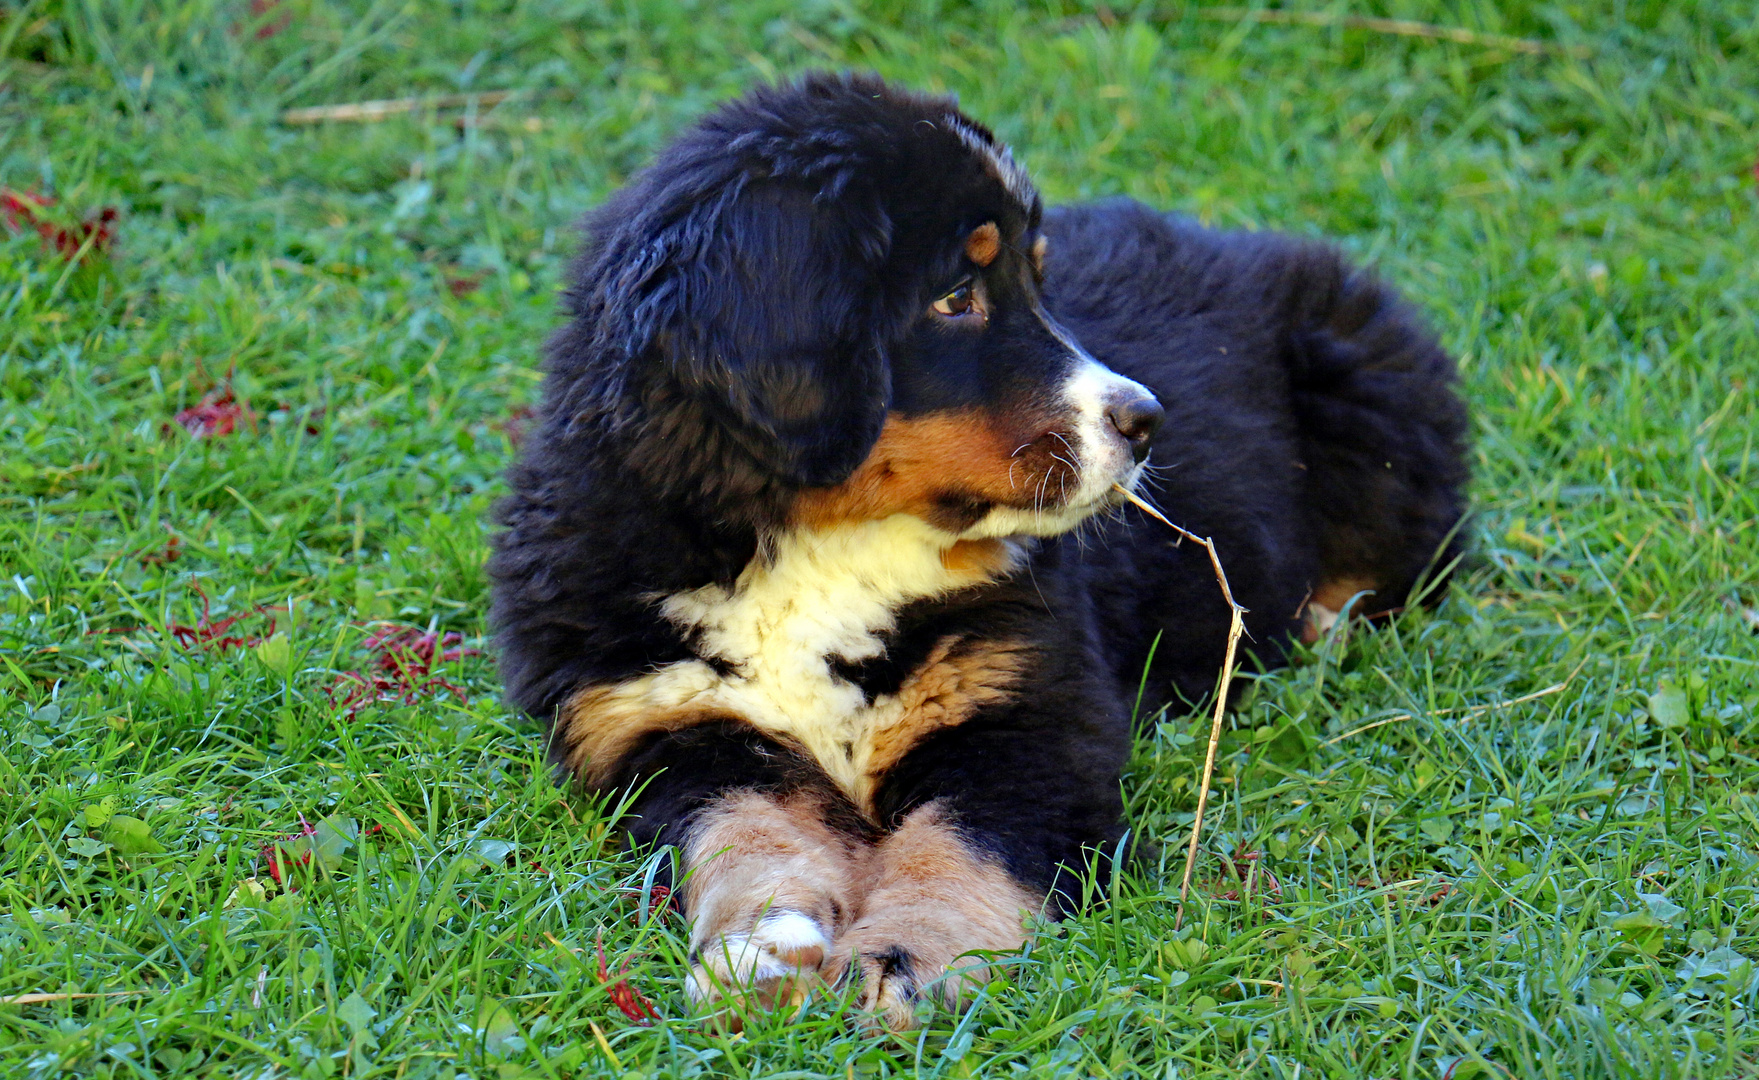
[489,72,1468,1028]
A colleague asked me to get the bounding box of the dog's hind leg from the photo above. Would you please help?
[1283,254,1471,633]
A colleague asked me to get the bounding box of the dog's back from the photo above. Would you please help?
[1042,200,1469,704]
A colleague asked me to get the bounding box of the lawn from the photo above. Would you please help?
[3,1,1757,1076]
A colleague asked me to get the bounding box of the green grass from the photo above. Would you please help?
[3,0,1757,1076]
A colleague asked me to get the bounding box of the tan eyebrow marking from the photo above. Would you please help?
[1030,235,1048,275]
[964,222,1001,267]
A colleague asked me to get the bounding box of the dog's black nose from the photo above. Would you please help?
[1107,395,1165,463]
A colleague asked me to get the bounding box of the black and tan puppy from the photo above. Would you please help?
[490,72,1467,1028]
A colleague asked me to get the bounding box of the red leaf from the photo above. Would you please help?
[1203,849,1282,903]
[139,533,182,567]
[595,931,660,1025]
[93,585,280,653]
[619,883,674,917]
[247,0,292,39]
[261,816,318,888]
[171,388,256,438]
[326,624,482,718]
[165,587,279,652]
[2,188,118,263]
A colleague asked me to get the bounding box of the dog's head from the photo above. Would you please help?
[553,72,1161,538]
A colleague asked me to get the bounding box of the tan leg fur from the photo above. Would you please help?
[830,802,1039,1030]
[1300,576,1381,644]
[681,790,865,1025]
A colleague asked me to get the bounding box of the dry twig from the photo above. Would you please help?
[1193,8,1587,58]
[0,990,150,1005]
[1114,485,1247,928]
[280,90,516,126]
[1320,662,1584,746]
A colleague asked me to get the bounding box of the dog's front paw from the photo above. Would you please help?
[832,901,1025,1030]
[687,909,833,1024]
[830,803,1036,1030]
[679,790,864,1027]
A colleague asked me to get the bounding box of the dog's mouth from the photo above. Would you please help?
[960,451,1147,540]
[963,353,1162,538]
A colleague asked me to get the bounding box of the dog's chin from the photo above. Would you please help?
[959,463,1144,540]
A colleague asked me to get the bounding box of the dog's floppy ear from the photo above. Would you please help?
[619,177,894,490]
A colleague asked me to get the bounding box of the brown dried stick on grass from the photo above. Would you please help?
[1194,8,1588,58]
[1113,484,1246,928]
[0,991,151,1005]
[281,90,516,125]
[1319,658,1587,746]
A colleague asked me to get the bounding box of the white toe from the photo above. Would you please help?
[687,909,831,1003]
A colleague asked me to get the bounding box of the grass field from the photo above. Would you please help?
[3,1,1758,1076]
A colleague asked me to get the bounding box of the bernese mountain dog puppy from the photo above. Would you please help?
[490,72,1468,1029]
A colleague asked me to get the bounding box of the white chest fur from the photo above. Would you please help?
[625,516,1017,801]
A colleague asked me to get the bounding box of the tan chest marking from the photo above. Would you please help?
[858,636,1029,791]
[553,516,1029,814]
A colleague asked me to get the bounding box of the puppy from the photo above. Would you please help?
[490,72,1467,1029]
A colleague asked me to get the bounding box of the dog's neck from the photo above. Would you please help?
[660,516,1021,676]
[649,516,1023,794]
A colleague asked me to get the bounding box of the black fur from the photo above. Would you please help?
[489,73,1468,910]
[1043,202,1470,704]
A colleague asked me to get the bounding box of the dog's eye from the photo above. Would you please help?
[932,283,975,317]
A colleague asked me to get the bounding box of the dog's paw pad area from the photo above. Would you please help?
[851,947,925,1031]
[685,910,831,1010]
